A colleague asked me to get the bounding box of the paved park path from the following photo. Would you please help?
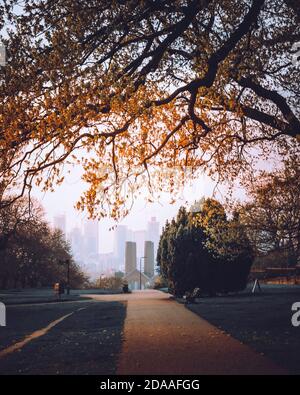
[90,289,286,375]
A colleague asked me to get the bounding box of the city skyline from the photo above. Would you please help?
[33,168,232,255]
[51,212,161,278]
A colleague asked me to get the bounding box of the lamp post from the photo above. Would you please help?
[66,259,70,295]
[59,258,70,295]
[139,256,146,290]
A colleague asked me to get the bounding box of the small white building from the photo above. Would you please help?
[124,269,151,290]
[124,240,155,290]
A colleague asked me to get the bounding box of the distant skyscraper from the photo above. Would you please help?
[53,214,66,236]
[125,241,137,275]
[69,226,82,256]
[126,229,134,243]
[113,225,127,270]
[84,219,99,256]
[133,230,147,260]
[144,241,154,278]
[147,217,160,259]
[98,252,118,275]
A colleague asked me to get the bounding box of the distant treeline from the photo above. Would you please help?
[0,197,88,289]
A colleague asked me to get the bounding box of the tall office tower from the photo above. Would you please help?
[147,217,160,258]
[69,226,82,256]
[144,241,154,278]
[84,219,99,256]
[53,214,66,237]
[113,225,127,270]
[125,241,137,275]
[126,228,134,243]
[133,230,147,260]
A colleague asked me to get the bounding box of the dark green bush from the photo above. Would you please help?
[157,200,253,297]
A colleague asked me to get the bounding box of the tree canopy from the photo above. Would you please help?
[239,156,300,266]
[157,199,253,296]
[0,196,87,288]
[0,0,299,219]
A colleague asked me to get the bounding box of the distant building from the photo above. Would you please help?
[81,252,101,281]
[123,240,156,290]
[84,219,99,256]
[147,217,160,260]
[125,241,137,274]
[113,225,127,270]
[98,252,118,275]
[126,228,134,243]
[53,214,66,237]
[144,241,154,278]
[133,230,147,260]
[124,269,150,290]
[69,226,82,256]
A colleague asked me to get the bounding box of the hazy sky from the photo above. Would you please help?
[30,141,280,254]
[29,141,282,254]
[32,165,235,253]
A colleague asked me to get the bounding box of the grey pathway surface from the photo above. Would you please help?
[0,289,292,375]
[91,290,287,375]
[0,300,125,374]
